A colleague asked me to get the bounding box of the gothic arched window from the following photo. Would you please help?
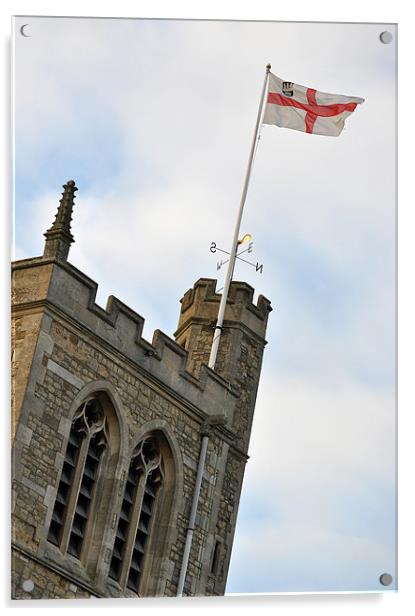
[47,398,108,560]
[109,436,164,593]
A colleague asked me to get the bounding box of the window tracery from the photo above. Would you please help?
[48,398,108,560]
[109,436,164,593]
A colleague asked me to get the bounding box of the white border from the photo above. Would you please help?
[2,2,413,615]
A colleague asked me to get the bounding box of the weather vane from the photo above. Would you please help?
[209,233,263,282]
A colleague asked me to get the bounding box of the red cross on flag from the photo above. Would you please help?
[263,72,364,136]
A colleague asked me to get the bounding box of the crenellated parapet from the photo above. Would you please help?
[12,257,238,426]
[177,278,272,344]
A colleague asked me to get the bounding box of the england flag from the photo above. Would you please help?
[263,72,364,136]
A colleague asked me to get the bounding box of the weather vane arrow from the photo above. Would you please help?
[210,235,264,276]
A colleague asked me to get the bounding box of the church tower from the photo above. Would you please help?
[11,181,272,599]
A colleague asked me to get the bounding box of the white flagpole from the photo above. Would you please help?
[176,65,271,597]
[208,63,271,370]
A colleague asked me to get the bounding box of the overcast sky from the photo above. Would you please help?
[13,16,396,594]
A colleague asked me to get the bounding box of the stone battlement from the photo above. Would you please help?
[12,257,240,423]
[177,278,272,343]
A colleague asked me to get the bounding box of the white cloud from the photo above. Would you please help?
[227,376,396,592]
[247,375,395,493]
[227,519,395,593]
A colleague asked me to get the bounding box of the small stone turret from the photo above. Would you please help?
[43,180,77,260]
[175,278,272,451]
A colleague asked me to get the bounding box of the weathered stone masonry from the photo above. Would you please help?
[11,181,271,600]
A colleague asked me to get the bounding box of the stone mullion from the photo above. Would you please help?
[137,482,164,596]
[59,435,91,555]
[79,444,108,565]
[118,472,146,590]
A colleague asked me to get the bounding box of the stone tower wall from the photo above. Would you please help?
[11,182,271,600]
[11,262,271,600]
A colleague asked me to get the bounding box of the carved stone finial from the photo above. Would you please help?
[43,180,78,261]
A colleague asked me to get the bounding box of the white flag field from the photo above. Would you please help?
[263,72,365,136]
